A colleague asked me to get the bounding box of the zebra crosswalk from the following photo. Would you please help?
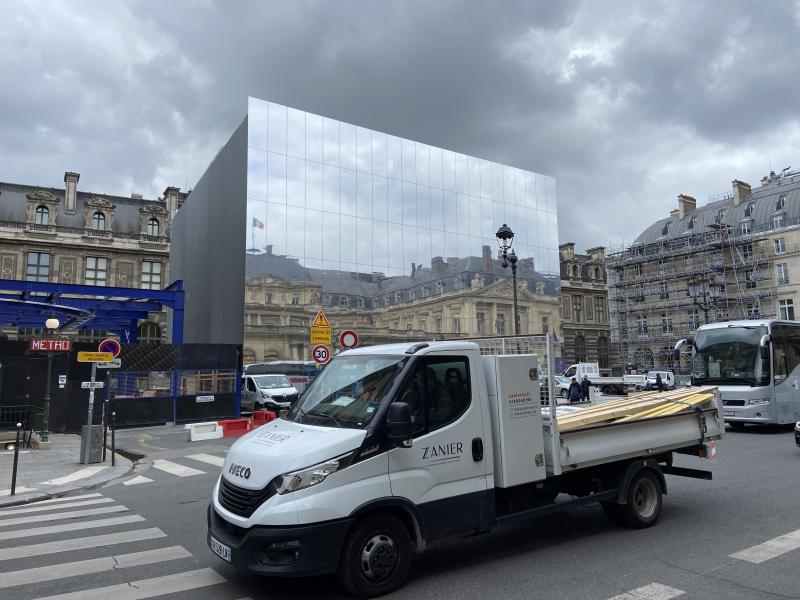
[117,451,227,487]
[0,490,233,599]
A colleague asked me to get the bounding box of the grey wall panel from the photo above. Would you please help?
[170,118,248,344]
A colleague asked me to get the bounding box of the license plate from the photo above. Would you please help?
[210,536,231,562]
[723,411,735,417]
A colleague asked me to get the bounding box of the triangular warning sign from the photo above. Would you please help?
[311,310,331,328]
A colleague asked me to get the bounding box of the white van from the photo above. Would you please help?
[241,374,298,413]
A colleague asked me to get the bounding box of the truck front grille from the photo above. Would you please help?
[218,477,276,518]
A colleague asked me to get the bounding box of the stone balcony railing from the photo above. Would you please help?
[0,220,169,245]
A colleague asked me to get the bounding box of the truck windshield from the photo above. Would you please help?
[253,375,292,389]
[285,355,409,429]
[692,326,769,386]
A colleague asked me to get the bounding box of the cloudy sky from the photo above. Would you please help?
[2,0,799,250]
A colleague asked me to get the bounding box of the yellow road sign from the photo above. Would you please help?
[311,310,331,328]
[77,351,114,363]
[310,326,333,345]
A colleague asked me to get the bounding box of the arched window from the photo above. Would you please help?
[688,216,695,229]
[594,267,601,280]
[575,335,586,363]
[136,321,161,343]
[745,202,754,217]
[598,336,609,369]
[572,265,578,278]
[34,205,49,225]
[91,212,105,231]
[147,218,159,236]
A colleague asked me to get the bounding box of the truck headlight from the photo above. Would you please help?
[272,451,356,495]
[747,398,770,405]
[261,391,271,399]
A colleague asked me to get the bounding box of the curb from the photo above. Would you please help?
[0,451,136,509]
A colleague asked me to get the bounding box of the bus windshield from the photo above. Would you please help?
[692,325,769,386]
[284,355,409,429]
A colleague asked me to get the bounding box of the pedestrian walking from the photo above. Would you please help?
[581,375,592,401]
[568,378,582,403]
[656,373,664,392]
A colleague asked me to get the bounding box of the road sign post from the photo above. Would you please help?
[82,361,97,465]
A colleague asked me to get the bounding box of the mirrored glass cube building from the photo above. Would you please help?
[172,97,561,363]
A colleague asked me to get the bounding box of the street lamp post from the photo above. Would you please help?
[42,316,60,443]
[496,224,520,335]
[688,277,721,325]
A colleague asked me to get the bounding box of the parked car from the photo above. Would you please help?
[644,370,675,391]
[241,374,299,413]
[795,421,800,446]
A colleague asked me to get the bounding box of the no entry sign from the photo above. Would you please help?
[312,344,331,365]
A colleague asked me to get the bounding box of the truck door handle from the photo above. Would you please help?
[472,437,483,462]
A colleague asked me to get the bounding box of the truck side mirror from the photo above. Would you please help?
[760,334,771,362]
[387,402,413,448]
[760,345,770,361]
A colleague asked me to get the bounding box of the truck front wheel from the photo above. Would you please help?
[339,514,413,598]
[602,470,662,528]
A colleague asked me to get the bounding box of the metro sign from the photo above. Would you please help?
[29,339,71,352]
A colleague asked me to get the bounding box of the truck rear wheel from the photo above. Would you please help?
[602,470,662,528]
[339,514,412,598]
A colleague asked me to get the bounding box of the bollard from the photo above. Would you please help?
[10,422,21,496]
[111,411,116,467]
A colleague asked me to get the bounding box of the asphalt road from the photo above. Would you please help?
[1,424,798,599]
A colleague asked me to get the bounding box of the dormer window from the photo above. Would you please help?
[777,195,786,210]
[740,220,752,235]
[773,213,784,229]
[745,202,754,217]
[435,280,444,294]
[395,292,403,303]
[91,212,105,231]
[688,216,695,230]
[661,221,670,236]
[34,205,49,225]
[715,209,725,224]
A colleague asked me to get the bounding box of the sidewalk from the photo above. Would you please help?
[0,433,133,507]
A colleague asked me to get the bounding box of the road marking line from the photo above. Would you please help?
[186,453,225,466]
[0,514,144,540]
[0,527,165,561]
[152,459,205,477]
[0,545,191,589]
[32,567,227,600]
[122,475,153,486]
[0,505,129,527]
[0,497,112,516]
[1,492,102,508]
[38,465,109,486]
[730,529,800,564]
[0,486,37,496]
[607,583,685,600]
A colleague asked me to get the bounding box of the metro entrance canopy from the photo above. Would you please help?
[0,278,184,343]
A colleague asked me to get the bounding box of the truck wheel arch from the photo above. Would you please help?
[614,459,667,505]
[350,498,426,552]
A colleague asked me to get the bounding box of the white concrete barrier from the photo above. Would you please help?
[185,421,223,442]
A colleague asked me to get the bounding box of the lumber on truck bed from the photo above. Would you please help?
[557,386,718,432]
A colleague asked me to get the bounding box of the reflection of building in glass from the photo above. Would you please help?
[172,97,561,361]
[243,245,561,362]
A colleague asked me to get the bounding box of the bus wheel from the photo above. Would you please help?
[339,514,413,598]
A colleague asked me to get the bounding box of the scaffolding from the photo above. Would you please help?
[607,224,777,370]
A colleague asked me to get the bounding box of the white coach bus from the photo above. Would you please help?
[675,320,800,428]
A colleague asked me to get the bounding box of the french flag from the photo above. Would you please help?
[252,217,264,230]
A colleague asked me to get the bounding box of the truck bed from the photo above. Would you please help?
[543,389,723,472]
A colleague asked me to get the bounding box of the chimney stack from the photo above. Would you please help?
[431,256,445,273]
[64,171,79,214]
[481,245,492,271]
[163,186,181,215]
[586,246,605,262]
[732,180,751,206]
[761,175,769,186]
[558,242,575,260]
[677,194,696,219]
[446,257,458,265]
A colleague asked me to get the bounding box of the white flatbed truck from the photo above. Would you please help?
[563,361,647,394]
[208,341,723,597]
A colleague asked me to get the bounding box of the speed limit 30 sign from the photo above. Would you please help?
[312,344,331,365]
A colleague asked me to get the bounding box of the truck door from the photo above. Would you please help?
[242,376,256,411]
[388,353,489,540]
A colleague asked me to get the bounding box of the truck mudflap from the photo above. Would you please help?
[207,503,353,577]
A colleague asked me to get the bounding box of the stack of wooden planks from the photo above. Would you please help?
[557,386,717,432]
